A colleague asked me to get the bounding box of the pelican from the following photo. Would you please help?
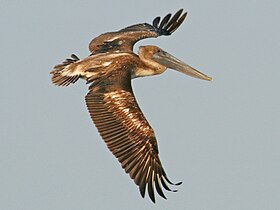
[50,9,212,202]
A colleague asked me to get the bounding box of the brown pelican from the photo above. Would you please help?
[50,9,212,202]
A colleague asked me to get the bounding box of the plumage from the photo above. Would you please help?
[88,9,187,54]
[50,9,212,203]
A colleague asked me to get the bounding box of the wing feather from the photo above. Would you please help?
[89,9,187,54]
[85,65,181,202]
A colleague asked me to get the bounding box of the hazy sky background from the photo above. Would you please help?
[1,0,280,209]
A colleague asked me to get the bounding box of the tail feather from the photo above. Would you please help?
[51,73,80,87]
[50,54,80,86]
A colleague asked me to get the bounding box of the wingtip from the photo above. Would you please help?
[152,16,161,28]
[153,9,188,36]
[175,181,183,186]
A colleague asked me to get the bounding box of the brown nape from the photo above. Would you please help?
[135,46,167,77]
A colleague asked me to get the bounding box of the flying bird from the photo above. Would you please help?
[50,9,212,202]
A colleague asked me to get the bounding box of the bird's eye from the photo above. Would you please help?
[157,49,161,53]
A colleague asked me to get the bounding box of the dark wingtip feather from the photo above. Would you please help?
[147,162,156,203]
[152,9,187,36]
[160,177,172,191]
[159,13,171,30]
[71,54,79,61]
[164,176,183,186]
[137,164,182,202]
[155,174,167,199]
[148,179,155,203]
[139,182,146,198]
[175,181,183,186]
[168,12,187,34]
[152,16,161,28]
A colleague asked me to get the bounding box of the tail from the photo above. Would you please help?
[50,54,80,86]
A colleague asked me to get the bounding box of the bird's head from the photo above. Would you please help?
[138,45,212,81]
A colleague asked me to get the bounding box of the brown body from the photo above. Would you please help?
[50,9,212,203]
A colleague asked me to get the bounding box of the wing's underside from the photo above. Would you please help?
[88,9,187,54]
[85,66,181,202]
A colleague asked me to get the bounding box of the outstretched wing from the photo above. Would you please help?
[89,9,187,54]
[85,62,181,202]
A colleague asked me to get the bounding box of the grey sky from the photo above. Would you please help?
[1,0,280,209]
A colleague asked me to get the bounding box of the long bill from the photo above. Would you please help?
[152,49,212,81]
